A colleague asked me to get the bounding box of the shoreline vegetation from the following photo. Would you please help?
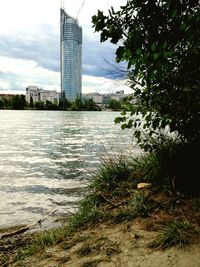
[0,95,124,112]
[1,141,200,266]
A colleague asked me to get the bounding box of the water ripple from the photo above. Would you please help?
[0,110,139,228]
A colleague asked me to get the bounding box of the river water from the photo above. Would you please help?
[0,110,139,229]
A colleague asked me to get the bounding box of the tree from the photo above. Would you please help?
[12,95,26,109]
[58,97,71,110]
[109,99,121,111]
[35,101,45,110]
[45,100,58,110]
[0,98,4,109]
[83,98,101,111]
[71,96,84,110]
[92,0,200,150]
[30,96,34,109]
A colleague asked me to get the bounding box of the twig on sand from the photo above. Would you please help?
[0,209,58,239]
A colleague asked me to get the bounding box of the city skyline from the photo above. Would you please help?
[0,0,131,95]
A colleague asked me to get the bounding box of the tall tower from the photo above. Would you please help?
[60,8,82,101]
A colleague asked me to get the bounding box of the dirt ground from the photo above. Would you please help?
[10,221,200,267]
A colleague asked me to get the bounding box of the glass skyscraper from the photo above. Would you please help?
[60,8,82,101]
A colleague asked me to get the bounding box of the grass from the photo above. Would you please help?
[90,154,140,195]
[114,191,157,223]
[67,194,108,232]
[16,226,71,260]
[130,191,156,217]
[149,220,190,249]
[76,237,120,258]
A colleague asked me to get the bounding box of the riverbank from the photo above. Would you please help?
[1,144,200,266]
[1,188,200,267]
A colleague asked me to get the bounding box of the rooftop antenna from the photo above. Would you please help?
[76,0,86,20]
[60,0,65,10]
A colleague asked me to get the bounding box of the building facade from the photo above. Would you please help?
[26,86,60,104]
[60,8,82,101]
[83,91,130,105]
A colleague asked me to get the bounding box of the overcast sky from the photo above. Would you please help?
[0,0,131,95]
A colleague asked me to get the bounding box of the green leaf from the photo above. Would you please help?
[116,46,125,61]
[151,43,156,51]
[136,49,141,56]
[114,116,126,124]
[180,23,186,30]
[152,118,160,129]
[163,41,167,50]
[121,123,127,130]
[171,10,177,18]
[153,53,160,60]
[134,130,141,140]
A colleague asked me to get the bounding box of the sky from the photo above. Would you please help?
[0,0,132,95]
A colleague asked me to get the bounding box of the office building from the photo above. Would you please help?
[26,86,60,104]
[60,8,82,101]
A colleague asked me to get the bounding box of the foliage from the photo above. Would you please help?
[109,99,121,111]
[0,94,101,111]
[150,220,190,249]
[71,96,84,110]
[83,98,101,111]
[92,0,200,149]
[34,101,45,110]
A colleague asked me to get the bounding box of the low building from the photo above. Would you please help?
[26,86,60,104]
[82,91,131,105]
[82,93,104,104]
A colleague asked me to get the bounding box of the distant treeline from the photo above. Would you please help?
[0,95,124,111]
[0,95,26,110]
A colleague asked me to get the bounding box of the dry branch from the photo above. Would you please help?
[0,209,58,239]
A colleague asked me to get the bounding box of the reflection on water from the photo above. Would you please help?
[0,110,139,228]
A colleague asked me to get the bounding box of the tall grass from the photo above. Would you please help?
[90,154,141,195]
[67,194,107,231]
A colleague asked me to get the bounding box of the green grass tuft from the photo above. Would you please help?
[67,195,107,231]
[130,192,156,217]
[150,220,190,249]
[91,155,139,195]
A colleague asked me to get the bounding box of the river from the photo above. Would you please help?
[0,110,140,228]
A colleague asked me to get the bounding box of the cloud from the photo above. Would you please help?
[0,0,130,94]
[0,56,59,91]
[0,25,60,72]
[82,75,132,94]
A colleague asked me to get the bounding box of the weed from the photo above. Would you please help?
[91,154,139,194]
[114,207,136,223]
[130,192,156,217]
[150,220,190,249]
[0,253,9,267]
[68,195,106,231]
[15,227,71,260]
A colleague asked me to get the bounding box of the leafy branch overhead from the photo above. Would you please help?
[92,0,200,150]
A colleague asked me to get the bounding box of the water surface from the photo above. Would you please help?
[0,110,139,228]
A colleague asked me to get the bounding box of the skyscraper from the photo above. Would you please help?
[60,8,82,101]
